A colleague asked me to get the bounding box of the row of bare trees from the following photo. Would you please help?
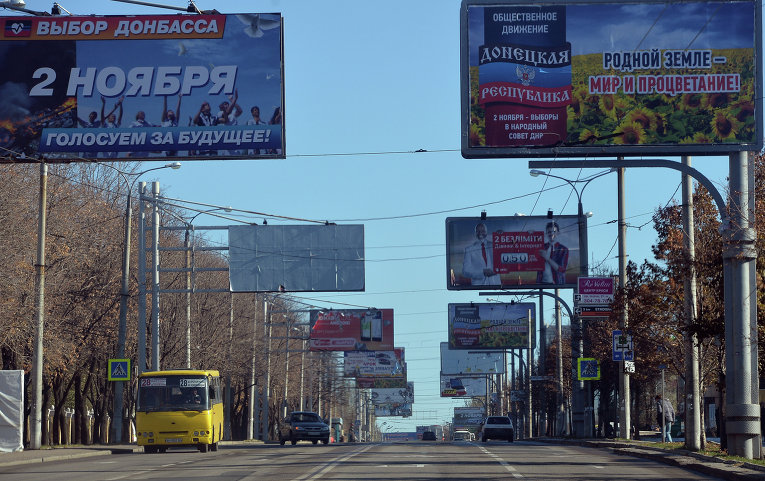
[0,162,358,446]
[532,154,765,447]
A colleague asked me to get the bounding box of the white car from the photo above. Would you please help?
[453,430,472,441]
[480,416,514,442]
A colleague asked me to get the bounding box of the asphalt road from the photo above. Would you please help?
[0,440,724,480]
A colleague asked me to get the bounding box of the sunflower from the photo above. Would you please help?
[733,102,755,123]
[626,107,653,130]
[679,93,703,111]
[598,94,617,119]
[692,132,714,143]
[702,92,730,110]
[578,128,600,144]
[710,110,740,140]
[613,121,646,144]
[469,123,485,147]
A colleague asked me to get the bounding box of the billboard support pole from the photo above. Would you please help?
[530,156,759,456]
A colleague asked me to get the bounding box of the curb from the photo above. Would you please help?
[0,449,113,468]
[535,437,765,481]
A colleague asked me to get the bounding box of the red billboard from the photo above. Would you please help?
[0,13,284,162]
[309,309,394,351]
[461,0,762,157]
[446,215,580,289]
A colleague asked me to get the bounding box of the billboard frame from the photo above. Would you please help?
[460,0,763,158]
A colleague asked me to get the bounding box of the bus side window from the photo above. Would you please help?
[209,385,215,400]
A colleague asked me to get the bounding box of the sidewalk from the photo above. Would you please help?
[0,444,141,468]
[0,440,269,468]
[536,436,765,481]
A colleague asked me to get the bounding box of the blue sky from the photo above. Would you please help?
[4,0,754,433]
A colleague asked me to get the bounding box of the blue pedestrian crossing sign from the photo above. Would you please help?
[577,358,600,381]
[108,359,131,381]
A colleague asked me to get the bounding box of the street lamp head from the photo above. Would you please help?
[165,162,182,170]
[529,169,544,177]
[584,211,594,218]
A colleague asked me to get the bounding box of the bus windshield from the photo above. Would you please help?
[137,375,209,412]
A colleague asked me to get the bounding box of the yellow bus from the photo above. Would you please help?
[135,369,223,453]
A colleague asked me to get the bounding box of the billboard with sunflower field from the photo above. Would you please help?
[461,0,762,158]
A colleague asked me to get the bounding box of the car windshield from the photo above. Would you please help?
[487,417,510,424]
[291,412,321,423]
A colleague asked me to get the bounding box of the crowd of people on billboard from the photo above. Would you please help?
[72,90,282,159]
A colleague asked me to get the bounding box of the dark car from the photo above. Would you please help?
[279,411,330,445]
[480,416,514,442]
[421,431,437,441]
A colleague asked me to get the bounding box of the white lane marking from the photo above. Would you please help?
[104,471,151,480]
[479,445,523,478]
[292,444,374,481]
[593,465,605,469]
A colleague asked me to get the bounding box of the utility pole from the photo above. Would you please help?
[30,162,48,450]
[151,182,161,371]
[618,167,631,439]
[682,156,701,450]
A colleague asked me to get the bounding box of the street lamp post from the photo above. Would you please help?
[529,168,613,438]
[106,162,180,444]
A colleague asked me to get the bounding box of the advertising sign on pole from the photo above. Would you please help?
[309,309,394,352]
[448,302,536,349]
[447,215,581,289]
[461,0,762,158]
[0,13,285,162]
[576,276,615,305]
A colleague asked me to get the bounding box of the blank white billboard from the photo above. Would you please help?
[228,224,364,292]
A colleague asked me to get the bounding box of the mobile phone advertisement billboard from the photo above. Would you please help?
[309,309,394,352]
[447,215,580,290]
[461,0,762,158]
[0,13,284,162]
[448,302,536,349]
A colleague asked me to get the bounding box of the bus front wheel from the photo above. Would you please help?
[199,444,209,453]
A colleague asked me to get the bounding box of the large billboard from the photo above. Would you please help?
[228,224,365,293]
[461,0,762,158]
[309,309,394,351]
[372,382,414,405]
[440,342,505,374]
[0,13,284,162]
[453,406,486,429]
[440,374,488,397]
[448,302,536,349]
[343,350,404,378]
[447,215,580,289]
